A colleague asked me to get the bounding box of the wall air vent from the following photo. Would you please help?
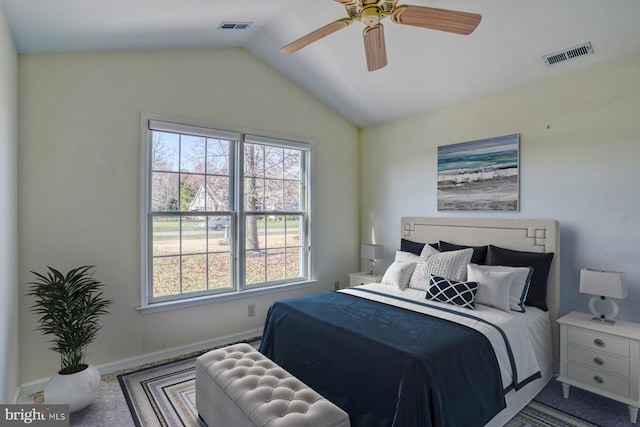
[543,42,594,66]
[218,22,252,30]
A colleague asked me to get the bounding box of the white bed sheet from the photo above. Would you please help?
[340,282,552,391]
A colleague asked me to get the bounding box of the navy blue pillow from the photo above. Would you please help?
[439,241,488,265]
[426,275,478,310]
[400,239,438,256]
[488,245,554,312]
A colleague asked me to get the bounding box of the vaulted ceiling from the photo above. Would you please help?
[2,0,640,127]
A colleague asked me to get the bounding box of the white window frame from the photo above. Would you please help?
[139,113,315,313]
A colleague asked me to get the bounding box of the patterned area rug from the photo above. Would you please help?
[119,356,205,427]
[118,350,611,427]
[118,339,260,427]
[507,401,598,427]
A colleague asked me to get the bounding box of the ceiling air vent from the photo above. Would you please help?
[543,42,594,66]
[218,22,252,30]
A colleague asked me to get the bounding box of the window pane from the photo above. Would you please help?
[265,217,285,250]
[264,179,284,212]
[267,249,285,281]
[153,216,180,256]
[284,180,301,211]
[206,175,230,211]
[245,250,266,285]
[181,135,206,174]
[207,216,231,251]
[152,172,179,211]
[246,216,265,251]
[244,177,264,211]
[182,217,206,255]
[264,146,284,179]
[152,131,179,172]
[153,256,181,297]
[208,252,232,289]
[181,174,203,212]
[182,255,207,293]
[244,143,264,178]
[207,139,230,174]
[285,248,303,279]
[284,149,301,180]
[285,216,302,247]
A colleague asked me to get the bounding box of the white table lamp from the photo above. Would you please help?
[579,268,627,325]
[361,244,384,275]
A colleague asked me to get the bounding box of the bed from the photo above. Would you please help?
[260,217,559,427]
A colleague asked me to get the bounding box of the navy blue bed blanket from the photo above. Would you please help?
[259,291,506,427]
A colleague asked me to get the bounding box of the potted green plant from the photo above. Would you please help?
[27,265,112,412]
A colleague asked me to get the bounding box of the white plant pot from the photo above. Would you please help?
[44,364,101,413]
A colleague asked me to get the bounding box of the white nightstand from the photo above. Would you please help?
[348,271,383,287]
[557,311,640,423]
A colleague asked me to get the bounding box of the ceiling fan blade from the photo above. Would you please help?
[391,5,481,35]
[363,24,387,72]
[281,18,353,54]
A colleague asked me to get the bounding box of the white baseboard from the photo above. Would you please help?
[18,328,263,398]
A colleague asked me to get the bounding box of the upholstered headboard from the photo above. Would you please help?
[401,217,560,371]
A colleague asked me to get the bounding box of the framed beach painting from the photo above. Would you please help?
[437,134,519,211]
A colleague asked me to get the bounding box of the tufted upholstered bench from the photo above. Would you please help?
[196,343,351,427]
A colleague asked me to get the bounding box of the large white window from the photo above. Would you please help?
[140,114,313,311]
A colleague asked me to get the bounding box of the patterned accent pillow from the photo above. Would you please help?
[426,275,478,310]
[408,245,473,291]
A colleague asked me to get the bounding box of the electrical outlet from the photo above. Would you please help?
[248,304,256,317]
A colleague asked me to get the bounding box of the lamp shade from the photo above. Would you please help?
[579,269,627,299]
[361,244,384,260]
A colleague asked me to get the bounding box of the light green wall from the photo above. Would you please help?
[0,5,18,403]
[360,55,640,323]
[18,48,359,384]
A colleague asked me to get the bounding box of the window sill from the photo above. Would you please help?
[137,280,318,315]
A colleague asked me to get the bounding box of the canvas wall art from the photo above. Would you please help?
[437,134,519,211]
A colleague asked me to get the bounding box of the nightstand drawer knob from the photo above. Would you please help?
[593,375,604,384]
[593,357,604,366]
[594,338,605,347]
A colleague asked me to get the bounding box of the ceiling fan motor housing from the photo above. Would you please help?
[361,7,381,26]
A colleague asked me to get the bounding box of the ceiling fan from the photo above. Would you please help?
[281,0,481,72]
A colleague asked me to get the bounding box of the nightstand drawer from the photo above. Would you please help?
[568,327,630,358]
[568,363,630,397]
[348,272,383,287]
[567,345,630,377]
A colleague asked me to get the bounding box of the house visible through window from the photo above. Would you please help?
[141,114,313,309]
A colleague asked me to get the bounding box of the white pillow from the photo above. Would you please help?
[467,264,513,313]
[395,250,421,263]
[408,245,473,291]
[381,261,417,290]
[467,264,533,312]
